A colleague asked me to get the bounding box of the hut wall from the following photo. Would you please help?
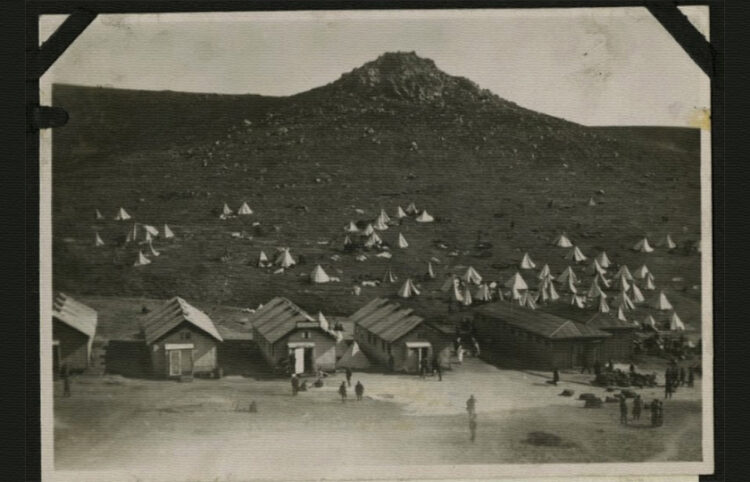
[149,323,219,378]
[53,319,90,372]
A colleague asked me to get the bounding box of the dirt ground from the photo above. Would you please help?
[54,357,703,477]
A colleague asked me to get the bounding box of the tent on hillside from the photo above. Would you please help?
[563,275,578,294]
[362,224,375,236]
[597,296,610,313]
[441,276,459,292]
[595,272,611,288]
[541,279,560,302]
[382,267,398,284]
[95,209,105,221]
[630,283,646,304]
[474,283,492,302]
[141,230,153,245]
[394,206,407,219]
[449,282,464,303]
[275,248,296,268]
[134,251,151,267]
[657,234,677,250]
[94,233,105,247]
[650,291,673,310]
[345,221,359,233]
[147,240,160,257]
[586,259,606,276]
[614,265,633,281]
[461,266,483,285]
[336,342,371,370]
[114,207,131,221]
[163,224,175,239]
[222,203,234,216]
[373,216,389,231]
[587,197,597,206]
[613,273,631,292]
[586,282,606,299]
[378,209,391,224]
[613,291,635,311]
[644,272,656,290]
[405,202,419,215]
[632,237,654,253]
[397,233,409,249]
[364,232,383,248]
[565,246,587,263]
[238,202,253,215]
[669,311,686,331]
[397,278,420,298]
[643,315,657,329]
[552,232,573,248]
[556,266,578,285]
[596,251,612,268]
[504,272,528,291]
[143,224,159,237]
[415,210,434,223]
[310,265,331,283]
[426,262,436,279]
[462,285,473,306]
[617,306,628,322]
[257,251,271,268]
[343,235,353,248]
[633,264,651,279]
[317,312,331,332]
[519,291,538,310]
[125,224,138,244]
[570,294,586,309]
[519,252,536,270]
[538,264,552,280]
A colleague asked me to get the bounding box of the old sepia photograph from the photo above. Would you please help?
[39,7,713,481]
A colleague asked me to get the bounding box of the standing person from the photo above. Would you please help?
[607,359,614,372]
[435,359,442,381]
[664,380,673,400]
[650,399,659,427]
[688,366,695,387]
[472,338,480,357]
[679,366,686,387]
[291,374,299,396]
[619,396,628,425]
[468,414,477,443]
[593,359,602,376]
[355,381,364,401]
[656,400,664,426]
[338,381,347,403]
[466,395,476,417]
[580,359,591,374]
[457,346,464,365]
[552,368,560,386]
[632,395,643,422]
[345,367,353,387]
[629,363,636,374]
[61,364,71,398]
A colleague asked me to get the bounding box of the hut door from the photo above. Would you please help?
[169,350,182,376]
[294,347,305,374]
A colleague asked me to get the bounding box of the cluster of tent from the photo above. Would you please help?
[255,247,297,274]
[632,234,678,253]
[96,207,176,267]
[219,202,254,220]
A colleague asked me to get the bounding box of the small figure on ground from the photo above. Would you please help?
[607,359,614,371]
[291,374,300,396]
[552,368,560,386]
[679,366,686,386]
[355,380,364,401]
[664,380,673,399]
[457,346,464,364]
[466,394,476,417]
[657,400,664,426]
[632,395,642,422]
[629,363,636,374]
[688,366,695,387]
[299,380,308,392]
[619,396,628,425]
[593,360,602,376]
[472,337,480,357]
[61,364,71,398]
[650,399,659,427]
[339,381,347,403]
[345,367,353,387]
[435,360,442,381]
[469,414,477,443]
[249,401,258,413]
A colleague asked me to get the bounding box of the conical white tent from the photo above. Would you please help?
[397,233,409,249]
[538,264,552,280]
[95,209,105,220]
[125,224,138,244]
[552,233,573,248]
[394,206,408,219]
[587,282,606,299]
[633,264,651,279]
[426,262,436,279]
[644,273,656,290]
[378,209,391,223]
[94,233,105,247]
[373,217,389,231]
[141,230,153,245]
[588,197,597,206]
[257,251,270,268]
[570,294,585,308]
[595,272,611,288]
[565,246,587,263]
[134,251,151,267]
[519,252,536,270]
[650,291,673,310]
[617,306,628,322]
[310,265,331,283]
[163,224,175,239]
[613,291,635,311]
[545,279,560,302]
[405,202,419,215]
[474,283,492,302]
[222,203,234,216]
[496,286,506,301]
[596,251,612,268]
[382,267,398,284]
[148,240,160,257]
[462,266,483,285]
[275,248,296,268]
[141,225,158,237]
[556,266,578,285]
[630,283,646,304]
[597,296,610,313]
[632,237,654,253]
[462,285,473,306]
[450,282,464,303]
[362,224,375,236]
[657,234,677,250]
[343,235,353,247]
[336,342,371,370]
[345,221,360,233]
[441,276,459,292]
[115,207,131,221]
[587,259,606,276]
[364,232,382,248]
[519,291,537,310]
[415,210,434,223]
[397,278,420,298]
[238,202,253,215]
[613,273,631,292]
[564,275,578,294]
[615,265,633,281]
[504,272,528,291]
[643,315,657,329]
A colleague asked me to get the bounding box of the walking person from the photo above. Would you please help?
[355,381,364,401]
[466,395,476,417]
[619,396,628,425]
[656,400,664,426]
[632,395,643,422]
[345,367,353,387]
[338,381,347,403]
[468,414,477,443]
[552,368,560,386]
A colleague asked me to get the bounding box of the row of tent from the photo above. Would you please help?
[220,202,254,219]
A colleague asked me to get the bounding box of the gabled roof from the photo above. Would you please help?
[349,298,425,343]
[142,297,223,345]
[250,297,332,344]
[52,292,97,339]
[476,303,609,340]
[583,312,638,331]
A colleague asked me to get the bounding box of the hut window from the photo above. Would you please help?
[302,331,311,340]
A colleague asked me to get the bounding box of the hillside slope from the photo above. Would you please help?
[51,52,702,323]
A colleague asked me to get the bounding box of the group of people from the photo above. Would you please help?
[419,357,443,380]
[291,367,366,402]
[664,363,694,399]
[620,394,664,427]
[454,335,481,365]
